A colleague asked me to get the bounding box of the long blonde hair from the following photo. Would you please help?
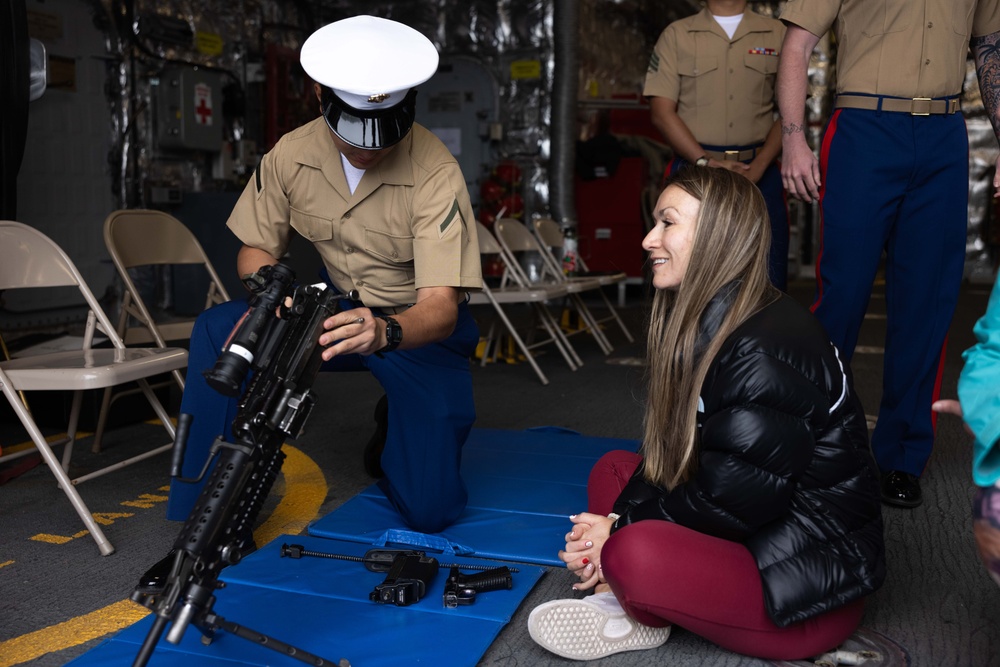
[642,167,779,490]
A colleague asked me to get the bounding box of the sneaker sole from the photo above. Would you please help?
[528,598,671,660]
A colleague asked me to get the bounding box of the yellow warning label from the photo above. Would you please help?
[195,31,224,56]
[510,59,542,80]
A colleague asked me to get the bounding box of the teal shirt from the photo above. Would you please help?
[959,279,1000,486]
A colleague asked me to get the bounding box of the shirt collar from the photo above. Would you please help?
[295,117,415,195]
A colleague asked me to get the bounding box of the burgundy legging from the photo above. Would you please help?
[590,450,866,660]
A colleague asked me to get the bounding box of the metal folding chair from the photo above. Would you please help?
[532,217,634,344]
[468,222,582,383]
[0,220,188,555]
[494,218,616,355]
[94,209,230,452]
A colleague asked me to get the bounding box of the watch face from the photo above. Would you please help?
[389,320,403,343]
[381,316,402,352]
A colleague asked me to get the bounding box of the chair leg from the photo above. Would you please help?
[69,379,176,485]
[1,385,114,555]
[91,387,113,454]
[60,390,83,471]
[171,368,186,392]
[0,332,31,413]
[599,289,635,343]
[135,378,177,440]
[486,296,549,385]
[570,294,614,355]
[93,369,184,454]
[534,303,582,370]
[480,320,499,368]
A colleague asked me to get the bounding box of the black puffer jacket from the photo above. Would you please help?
[612,292,885,627]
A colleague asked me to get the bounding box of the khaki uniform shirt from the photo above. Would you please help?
[643,8,785,147]
[780,0,1000,98]
[228,119,482,308]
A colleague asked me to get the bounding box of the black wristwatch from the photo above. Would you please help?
[376,315,403,353]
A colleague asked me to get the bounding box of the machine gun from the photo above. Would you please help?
[131,263,349,667]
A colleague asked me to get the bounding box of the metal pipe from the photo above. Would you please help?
[549,0,578,228]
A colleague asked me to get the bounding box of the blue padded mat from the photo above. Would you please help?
[224,535,545,623]
[69,428,635,666]
[68,536,545,667]
[308,428,640,566]
[70,584,502,667]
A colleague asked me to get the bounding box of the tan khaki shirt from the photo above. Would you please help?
[780,0,1000,98]
[228,119,482,308]
[643,8,785,147]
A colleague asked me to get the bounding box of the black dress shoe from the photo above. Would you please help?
[881,470,922,508]
[364,394,389,478]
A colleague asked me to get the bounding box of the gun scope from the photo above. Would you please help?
[204,264,296,396]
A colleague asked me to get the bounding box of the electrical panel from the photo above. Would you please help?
[154,67,224,152]
[416,57,500,210]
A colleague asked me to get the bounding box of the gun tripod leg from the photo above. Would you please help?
[132,615,169,667]
[206,612,351,667]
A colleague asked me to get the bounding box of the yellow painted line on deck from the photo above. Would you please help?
[0,600,148,667]
[29,534,76,545]
[121,494,169,509]
[0,560,14,569]
[255,445,329,545]
[0,431,93,457]
[0,444,327,667]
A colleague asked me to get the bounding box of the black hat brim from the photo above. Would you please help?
[320,87,417,150]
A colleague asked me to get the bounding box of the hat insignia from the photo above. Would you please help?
[368,92,391,104]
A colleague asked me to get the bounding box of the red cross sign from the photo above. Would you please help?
[194,83,213,126]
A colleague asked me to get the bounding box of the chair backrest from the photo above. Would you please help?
[533,217,564,248]
[0,221,82,290]
[495,217,543,254]
[530,217,574,276]
[494,217,564,285]
[0,220,125,349]
[533,217,597,274]
[104,209,216,268]
[104,209,230,345]
[476,221,504,255]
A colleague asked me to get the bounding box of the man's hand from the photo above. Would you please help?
[318,309,384,360]
[711,159,752,177]
[932,399,974,437]
[932,399,963,419]
[781,129,821,202]
[742,159,768,184]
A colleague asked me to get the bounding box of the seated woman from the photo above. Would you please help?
[528,167,885,661]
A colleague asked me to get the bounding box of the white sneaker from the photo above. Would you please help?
[527,591,671,660]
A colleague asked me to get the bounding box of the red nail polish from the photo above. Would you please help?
[581,557,589,565]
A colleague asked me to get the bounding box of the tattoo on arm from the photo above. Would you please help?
[974,32,1000,138]
[781,121,806,137]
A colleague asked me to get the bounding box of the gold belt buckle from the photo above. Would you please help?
[724,150,740,161]
[910,97,932,116]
